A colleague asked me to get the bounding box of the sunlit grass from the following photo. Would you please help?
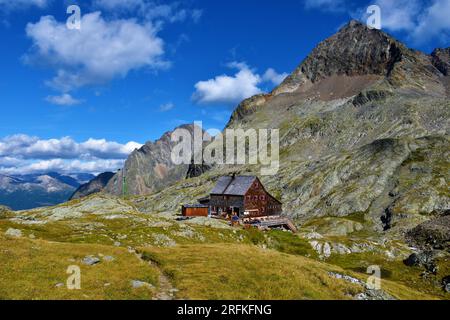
[0,234,160,300]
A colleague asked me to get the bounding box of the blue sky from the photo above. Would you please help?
[0,0,448,175]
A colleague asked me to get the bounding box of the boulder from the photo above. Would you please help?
[131,280,154,289]
[0,205,11,218]
[82,256,100,266]
[403,251,434,267]
[406,216,450,250]
[5,228,22,238]
[442,276,450,293]
[403,251,438,274]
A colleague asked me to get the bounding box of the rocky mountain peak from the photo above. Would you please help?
[274,20,409,95]
[105,123,209,196]
[70,172,115,200]
[227,20,449,128]
[303,20,405,79]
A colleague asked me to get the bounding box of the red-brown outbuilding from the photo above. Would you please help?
[181,204,209,217]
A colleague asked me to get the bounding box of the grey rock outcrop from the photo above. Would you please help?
[82,256,100,266]
[105,124,210,196]
[406,215,450,250]
[431,47,450,76]
[5,228,22,238]
[70,172,115,200]
[443,276,450,293]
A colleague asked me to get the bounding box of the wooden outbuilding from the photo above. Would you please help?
[181,204,209,217]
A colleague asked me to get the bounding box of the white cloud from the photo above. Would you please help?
[81,138,142,159]
[25,12,168,92]
[0,158,125,175]
[262,68,288,86]
[92,0,203,24]
[371,0,421,32]
[193,62,262,105]
[0,156,25,167]
[0,134,143,175]
[360,0,450,44]
[45,93,81,106]
[159,102,174,112]
[93,0,142,11]
[305,0,449,45]
[412,0,450,44]
[192,62,287,105]
[0,0,50,11]
[0,134,142,160]
[304,0,346,12]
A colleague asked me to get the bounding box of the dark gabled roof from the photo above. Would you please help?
[210,176,257,196]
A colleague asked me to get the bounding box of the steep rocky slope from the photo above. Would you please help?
[105,124,208,196]
[70,172,115,200]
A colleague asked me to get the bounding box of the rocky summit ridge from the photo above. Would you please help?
[105,124,210,196]
[229,20,448,126]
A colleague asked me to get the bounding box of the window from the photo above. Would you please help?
[260,195,266,201]
[246,195,251,201]
[253,195,258,201]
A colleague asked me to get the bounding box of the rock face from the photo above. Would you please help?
[275,20,404,92]
[281,19,445,92]
[431,48,450,76]
[70,172,115,200]
[185,161,212,179]
[443,276,450,293]
[105,124,207,196]
[406,216,450,250]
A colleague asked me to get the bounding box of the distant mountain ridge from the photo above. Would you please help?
[105,124,209,196]
[70,172,115,200]
[0,172,95,210]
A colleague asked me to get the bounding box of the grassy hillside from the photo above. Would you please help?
[0,194,447,300]
[0,233,438,300]
[0,234,160,300]
[139,244,437,300]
